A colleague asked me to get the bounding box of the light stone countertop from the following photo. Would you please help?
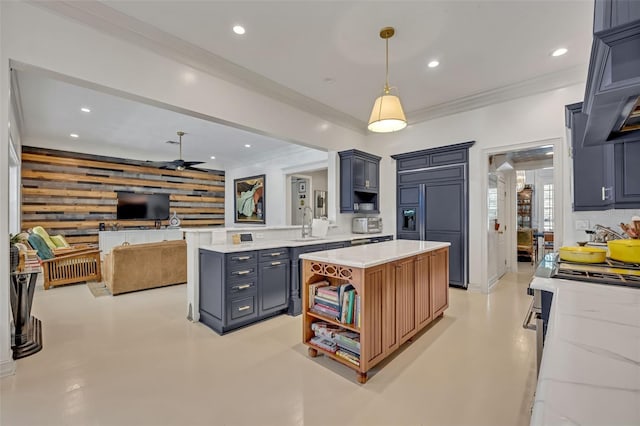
[299,240,451,268]
[530,277,640,426]
[200,233,394,253]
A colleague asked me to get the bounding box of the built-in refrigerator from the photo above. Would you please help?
[397,178,468,288]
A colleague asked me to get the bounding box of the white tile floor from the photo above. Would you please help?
[1,264,537,426]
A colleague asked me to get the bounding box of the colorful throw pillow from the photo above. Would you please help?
[50,235,70,248]
[32,226,57,250]
[28,233,54,260]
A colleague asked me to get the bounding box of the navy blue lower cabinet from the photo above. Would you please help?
[199,247,289,335]
[258,259,289,317]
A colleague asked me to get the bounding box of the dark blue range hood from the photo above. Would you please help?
[582,0,640,147]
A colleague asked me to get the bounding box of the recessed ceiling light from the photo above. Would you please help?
[546,151,553,155]
[244,144,251,148]
[80,107,91,113]
[551,48,568,57]
[233,25,246,35]
[428,60,440,68]
[210,156,216,160]
[70,133,79,138]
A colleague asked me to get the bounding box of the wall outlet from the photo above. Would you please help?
[575,219,590,230]
[255,233,264,239]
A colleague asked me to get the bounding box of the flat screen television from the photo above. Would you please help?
[116,192,170,220]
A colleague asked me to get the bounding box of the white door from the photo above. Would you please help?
[496,176,507,278]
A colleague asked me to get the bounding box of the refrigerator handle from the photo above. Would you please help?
[418,183,427,240]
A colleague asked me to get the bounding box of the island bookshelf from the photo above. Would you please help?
[302,247,449,383]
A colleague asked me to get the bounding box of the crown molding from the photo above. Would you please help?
[407,65,588,124]
[28,0,367,134]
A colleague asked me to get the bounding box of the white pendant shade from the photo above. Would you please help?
[367,94,407,133]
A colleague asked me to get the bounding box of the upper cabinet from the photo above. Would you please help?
[566,102,640,210]
[582,0,640,146]
[339,149,381,213]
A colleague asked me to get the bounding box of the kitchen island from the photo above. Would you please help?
[530,276,640,426]
[300,240,451,383]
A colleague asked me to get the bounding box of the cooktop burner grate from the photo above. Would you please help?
[553,260,640,289]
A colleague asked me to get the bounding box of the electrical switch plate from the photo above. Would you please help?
[575,219,590,230]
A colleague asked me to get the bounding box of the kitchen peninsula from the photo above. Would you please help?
[300,240,450,383]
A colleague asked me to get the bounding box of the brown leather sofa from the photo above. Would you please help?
[103,240,187,295]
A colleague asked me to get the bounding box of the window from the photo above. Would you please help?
[543,183,554,231]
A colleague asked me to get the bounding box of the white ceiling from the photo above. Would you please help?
[15,69,323,170]
[16,1,595,166]
[102,0,594,124]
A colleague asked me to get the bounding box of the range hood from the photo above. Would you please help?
[581,0,640,147]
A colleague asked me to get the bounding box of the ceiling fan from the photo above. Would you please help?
[150,131,205,171]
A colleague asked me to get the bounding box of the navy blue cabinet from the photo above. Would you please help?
[567,102,640,210]
[199,247,289,334]
[339,149,381,213]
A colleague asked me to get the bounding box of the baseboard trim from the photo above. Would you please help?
[467,282,482,293]
[0,359,16,377]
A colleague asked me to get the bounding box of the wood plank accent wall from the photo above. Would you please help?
[21,146,225,245]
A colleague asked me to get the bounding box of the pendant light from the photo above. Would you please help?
[368,27,407,133]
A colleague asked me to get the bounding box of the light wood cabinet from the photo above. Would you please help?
[302,247,449,383]
[415,254,432,328]
[431,248,449,315]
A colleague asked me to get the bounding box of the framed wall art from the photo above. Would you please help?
[234,174,265,224]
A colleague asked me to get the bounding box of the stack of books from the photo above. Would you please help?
[21,250,42,273]
[309,282,359,326]
[309,322,360,365]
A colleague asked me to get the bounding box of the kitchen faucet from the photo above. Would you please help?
[301,206,313,238]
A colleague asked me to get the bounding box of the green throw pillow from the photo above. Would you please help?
[28,233,54,260]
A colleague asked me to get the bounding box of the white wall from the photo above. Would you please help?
[365,83,586,292]
[224,148,328,226]
[569,209,640,243]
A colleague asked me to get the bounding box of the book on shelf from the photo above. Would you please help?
[316,286,339,302]
[313,295,340,311]
[310,304,339,319]
[335,348,360,366]
[308,281,330,307]
[310,335,337,353]
[311,321,342,339]
[346,290,355,324]
[334,331,360,355]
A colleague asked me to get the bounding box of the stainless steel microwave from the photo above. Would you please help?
[352,217,382,234]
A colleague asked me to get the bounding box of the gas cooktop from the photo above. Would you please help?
[536,253,640,289]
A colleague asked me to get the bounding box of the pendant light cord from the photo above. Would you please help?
[384,37,390,94]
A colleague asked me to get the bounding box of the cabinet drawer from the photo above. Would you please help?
[226,251,257,267]
[228,295,257,322]
[258,248,290,262]
[227,265,257,280]
[228,279,257,294]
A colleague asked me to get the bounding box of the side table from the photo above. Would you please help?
[9,272,43,359]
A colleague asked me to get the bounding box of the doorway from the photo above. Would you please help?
[286,168,328,225]
[485,140,561,291]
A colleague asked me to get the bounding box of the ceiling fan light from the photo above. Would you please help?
[368,94,407,133]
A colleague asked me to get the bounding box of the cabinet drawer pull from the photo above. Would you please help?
[270,252,281,256]
[236,256,251,261]
[601,186,606,201]
[235,270,251,275]
[271,261,282,266]
[236,284,251,290]
[238,305,251,311]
